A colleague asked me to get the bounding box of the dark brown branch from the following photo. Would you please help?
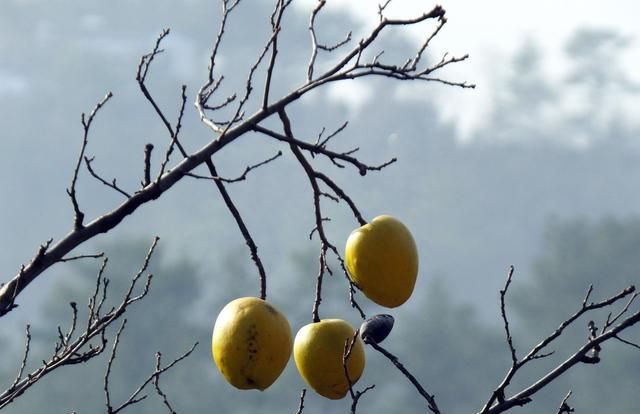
[307,0,352,81]
[369,342,441,414]
[67,92,114,229]
[315,172,367,226]
[316,121,349,149]
[153,353,177,414]
[59,252,105,263]
[0,3,470,318]
[253,124,396,176]
[605,291,638,330]
[0,238,159,409]
[196,0,241,123]
[556,391,574,414]
[187,151,282,183]
[500,266,518,365]
[294,389,306,414]
[197,1,281,134]
[109,342,197,414]
[205,0,241,85]
[262,0,293,109]
[343,331,375,413]
[9,325,31,391]
[480,285,639,414]
[279,109,338,321]
[205,159,267,300]
[158,85,189,180]
[84,156,132,198]
[136,29,188,160]
[104,320,127,413]
[614,335,640,350]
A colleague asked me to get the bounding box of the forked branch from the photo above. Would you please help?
[479,270,639,414]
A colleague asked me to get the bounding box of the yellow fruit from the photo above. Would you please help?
[212,297,292,390]
[345,215,419,307]
[293,319,365,400]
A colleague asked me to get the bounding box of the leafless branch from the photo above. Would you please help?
[104,320,127,413]
[84,156,132,198]
[0,2,469,330]
[307,0,352,81]
[108,341,197,414]
[605,291,639,330]
[9,325,31,391]
[187,151,282,183]
[67,92,114,229]
[315,121,349,150]
[369,341,441,414]
[158,85,189,180]
[479,284,639,414]
[556,391,574,414]
[294,389,307,414]
[262,0,293,109]
[343,331,375,413]
[205,159,267,300]
[500,266,518,365]
[253,125,396,176]
[0,238,160,410]
[136,29,188,160]
[59,252,105,263]
[614,335,640,350]
[153,353,177,414]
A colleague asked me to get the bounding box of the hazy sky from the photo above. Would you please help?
[293,0,640,140]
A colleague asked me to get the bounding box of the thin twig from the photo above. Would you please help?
[59,252,105,263]
[67,92,114,229]
[370,342,440,414]
[110,343,198,414]
[154,352,177,414]
[186,151,282,183]
[500,266,518,365]
[84,156,132,198]
[205,159,267,300]
[294,389,306,414]
[104,320,127,413]
[556,391,574,414]
[343,331,374,413]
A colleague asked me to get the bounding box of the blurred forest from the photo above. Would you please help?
[1,0,639,412]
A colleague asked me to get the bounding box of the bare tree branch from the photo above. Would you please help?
[0,3,469,317]
[84,156,132,198]
[108,342,198,414]
[343,331,375,413]
[500,266,518,365]
[479,284,639,414]
[204,159,268,300]
[556,391,574,414]
[186,151,282,183]
[67,92,114,229]
[0,238,160,409]
[294,389,307,414]
[369,341,441,414]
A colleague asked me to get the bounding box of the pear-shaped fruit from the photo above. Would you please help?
[345,215,419,307]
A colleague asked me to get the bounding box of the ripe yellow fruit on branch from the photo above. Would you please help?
[212,297,292,390]
[345,215,419,307]
[293,319,365,400]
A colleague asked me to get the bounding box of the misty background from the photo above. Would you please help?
[1,0,639,413]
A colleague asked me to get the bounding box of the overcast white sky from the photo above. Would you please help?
[294,0,640,140]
